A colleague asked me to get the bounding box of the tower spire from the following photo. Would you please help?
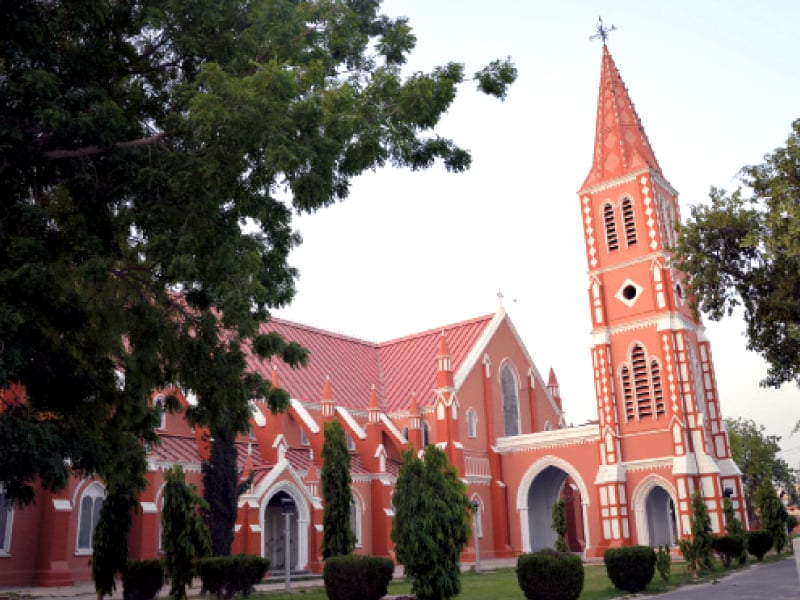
[581,43,662,190]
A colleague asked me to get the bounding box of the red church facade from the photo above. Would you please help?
[0,43,747,588]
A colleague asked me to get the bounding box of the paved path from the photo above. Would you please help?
[656,556,799,599]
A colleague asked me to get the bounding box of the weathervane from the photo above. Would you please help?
[589,16,616,44]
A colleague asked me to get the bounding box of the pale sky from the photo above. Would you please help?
[275,1,800,462]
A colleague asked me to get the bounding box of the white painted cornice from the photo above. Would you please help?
[495,424,599,454]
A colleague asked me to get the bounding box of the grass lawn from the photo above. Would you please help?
[249,555,784,600]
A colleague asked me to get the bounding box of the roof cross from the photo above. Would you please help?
[589,16,617,44]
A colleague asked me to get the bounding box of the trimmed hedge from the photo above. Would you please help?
[196,554,269,600]
[516,549,584,600]
[711,534,745,567]
[747,530,773,561]
[603,546,655,593]
[323,554,394,600]
[122,559,164,600]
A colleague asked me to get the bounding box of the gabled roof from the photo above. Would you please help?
[582,44,662,190]
[243,314,494,412]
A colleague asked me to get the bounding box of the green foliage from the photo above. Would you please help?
[161,466,212,600]
[202,429,253,557]
[122,560,164,600]
[726,417,797,519]
[711,535,745,568]
[676,119,800,389]
[323,554,394,600]
[516,550,584,600]
[655,546,671,583]
[603,546,655,593]
[321,419,355,559]
[755,480,789,553]
[722,496,747,564]
[0,0,514,515]
[92,487,135,598]
[551,499,567,552]
[196,554,269,600]
[391,446,473,600]
[746,530,774,560]
[678,489,713,578]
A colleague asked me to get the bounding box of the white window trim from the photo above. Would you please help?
[499,362,522,437]
[155,394,166,430]
[75,482,105,555]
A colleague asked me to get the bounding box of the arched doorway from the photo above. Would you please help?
[263,491,298,572]
[632,476,679,547]
[644,486,677,547]
[526,467,585,551]
[517,456,590,555]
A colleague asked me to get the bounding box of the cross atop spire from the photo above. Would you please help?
[589,16,616,45]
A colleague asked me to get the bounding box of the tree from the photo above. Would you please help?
[392,446,473,600]
[726,417,797,520]
[201,428,253,557]
[676,119,800,389]
[755,479,789,554]
[162,466,212,600]
[551,499,567,552]
[677,489,713,578]
[0,0,515,591]
[321,419,356,558]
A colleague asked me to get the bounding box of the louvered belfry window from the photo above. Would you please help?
[621,197,637,245]
[632,344,652,417]
[651,359,665,416]
[621,345,666,421]
[603,203,619,251]
[621,365,634,420]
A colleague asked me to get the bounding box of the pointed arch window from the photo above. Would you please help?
[466,408,478,438]
[620,344,666,421]
[402,427,409,441]
[154,394,166,430]
[422,422,430,448]
[0,487,13,555]
[500,364,520,437]
[350,498,362,547]
[603,203,619,252]
[77,482,105,554]
[621,197,637,245]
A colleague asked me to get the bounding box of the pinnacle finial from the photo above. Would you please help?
[589,16,616,44]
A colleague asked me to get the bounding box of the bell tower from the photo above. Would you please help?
[579,35,746,550]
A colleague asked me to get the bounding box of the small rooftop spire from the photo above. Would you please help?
[321,375,333,401]
[270,364,280,388]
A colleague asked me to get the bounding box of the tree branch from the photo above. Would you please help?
[44,133,165,160]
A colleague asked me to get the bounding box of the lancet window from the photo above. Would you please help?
[620,344,666,421]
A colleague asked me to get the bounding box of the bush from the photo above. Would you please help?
[516,549,584,600]
[196,554,269,599]
[711,534,745,568]
[323,554,394,600]
[747,530,773,561]
[122,560,164,600]
[603,546,656,593]
[655,545,671,583]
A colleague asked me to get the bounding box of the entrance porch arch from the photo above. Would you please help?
[260,481,310,571]
[631,475,678,547]
[516,456,591,554]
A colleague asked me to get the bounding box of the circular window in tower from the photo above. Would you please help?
[615,278,643,307]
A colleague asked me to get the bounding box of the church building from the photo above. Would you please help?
[0,41,746,587]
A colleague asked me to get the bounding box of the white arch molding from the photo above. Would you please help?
[260,481,310,571]
[630,474,679,546]
[515,455,591,554]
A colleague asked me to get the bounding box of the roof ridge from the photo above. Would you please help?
[378,313,495,347]
[268,316,379,346]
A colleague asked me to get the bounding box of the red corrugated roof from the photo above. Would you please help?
[243,315,493,413]
[151,434,202,464]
